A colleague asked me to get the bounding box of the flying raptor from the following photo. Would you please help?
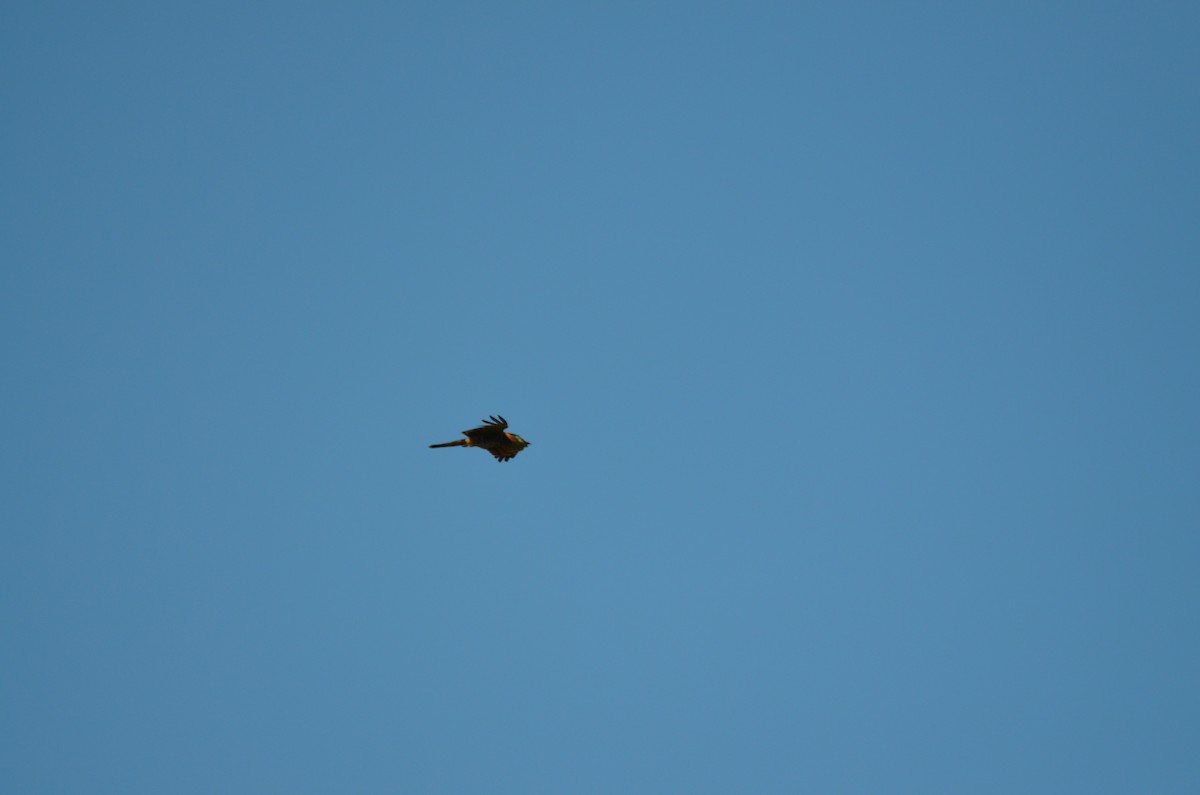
[429,415,531,463]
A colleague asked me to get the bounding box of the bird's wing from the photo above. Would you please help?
[487,448,516,462]
[462,415,508,441]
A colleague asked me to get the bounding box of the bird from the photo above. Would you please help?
[428,415,531,463]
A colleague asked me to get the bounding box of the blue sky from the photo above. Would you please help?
[3,2,1198,792]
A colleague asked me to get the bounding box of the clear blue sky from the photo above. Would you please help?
[3,3,1198,793]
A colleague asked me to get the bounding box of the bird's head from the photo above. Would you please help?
[506,433,530,447]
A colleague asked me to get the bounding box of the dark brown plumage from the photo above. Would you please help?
[429,415,531,463]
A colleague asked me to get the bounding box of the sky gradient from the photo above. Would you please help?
[3,3,1199,793]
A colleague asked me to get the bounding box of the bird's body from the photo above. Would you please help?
[429,415,530,462]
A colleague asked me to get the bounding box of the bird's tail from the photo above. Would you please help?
[429,440,468,449]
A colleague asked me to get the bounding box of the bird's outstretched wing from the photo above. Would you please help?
[462,415,508,442]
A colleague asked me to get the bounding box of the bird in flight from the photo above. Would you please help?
[429,415,531,463]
